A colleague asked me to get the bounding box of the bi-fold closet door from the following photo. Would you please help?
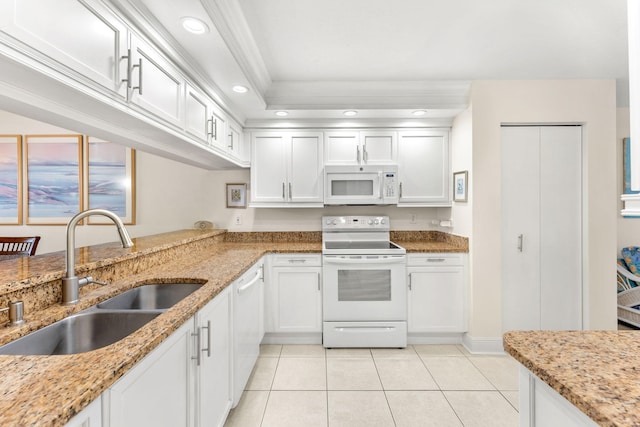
[501,125,582,332]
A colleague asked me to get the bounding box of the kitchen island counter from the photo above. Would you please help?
[504,330,640,427]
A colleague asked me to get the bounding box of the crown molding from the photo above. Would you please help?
[200,0,272,96]
[243,117,454,130]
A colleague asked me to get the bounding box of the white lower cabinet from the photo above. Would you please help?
[265,254,322,339]
[195,286,232,427]
[407,253,467,333]
[104,320,192,427]
[65,396,102,427]
[104,287,232,427]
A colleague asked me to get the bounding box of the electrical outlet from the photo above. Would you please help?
[410,214,417,224]
[234,214,242,225]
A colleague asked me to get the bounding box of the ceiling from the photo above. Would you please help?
[121,0,629,123]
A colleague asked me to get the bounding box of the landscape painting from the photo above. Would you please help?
[0,135,22,225]
[85,137,136,224]
[25,135,82,224]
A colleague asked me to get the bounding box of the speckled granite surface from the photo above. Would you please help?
[0,229,466,426]
[504,330,640,427]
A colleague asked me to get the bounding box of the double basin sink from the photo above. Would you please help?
[0,283,203,356]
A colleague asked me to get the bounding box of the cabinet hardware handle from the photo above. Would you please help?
[207,118,213,139]
[408,273,412,290]
[191,327,201,366]
[228,133,233,150]
[317,272,321,291]
[288,259,307,263]
[289,182,292,199]
[212,117,217,140]
[517,234,524,252]
[357,146,361,163]
[201,320,211,358]
[363,146,368,162]
[282,182,285,199]
[131,57,142,95]
[121,49,131,87]
[427,258,446,262]
[399,182,403,198]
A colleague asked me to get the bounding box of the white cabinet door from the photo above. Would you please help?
[501,126,582,332]
[106,320,192,427]
[270,266,322,333]
[408,266,466,333]
[324,131,395,165]
[251,132,323,206]
[288,132,323,203]
[196,287,232,427]
[129,34,184,126]
[251,133,288,203]
[227,119,243,160]
[0,0,128,97]
[397,130,450,206]
[360,131,396,164]
[185,84,210,143]
[64,396,101,427]
[208,103,227,150]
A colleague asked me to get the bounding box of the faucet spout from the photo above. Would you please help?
[62,209,133,305]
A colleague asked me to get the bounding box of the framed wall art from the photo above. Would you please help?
[0,135,23,225]
[226,183,247,208]
[25,135,83,225]
[84,137,136,224]
[453,170,468,202]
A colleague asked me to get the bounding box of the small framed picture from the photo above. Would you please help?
[453,170,468,202]
[226,183,247,208]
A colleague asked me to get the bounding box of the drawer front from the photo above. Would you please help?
[407,253,464,266]
[271,253,322,267]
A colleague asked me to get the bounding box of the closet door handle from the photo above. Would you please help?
[517,234,524,252]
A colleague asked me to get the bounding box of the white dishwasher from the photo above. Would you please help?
[232,260,264,406]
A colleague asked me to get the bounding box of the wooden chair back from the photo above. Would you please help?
[0,236,41,256]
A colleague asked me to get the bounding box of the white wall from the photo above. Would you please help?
[450,108,473,237]
[0,111,215,254]
[469,80,618,341]
[616,107,640,251]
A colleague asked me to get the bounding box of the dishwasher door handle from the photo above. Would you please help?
[236,269,262,295]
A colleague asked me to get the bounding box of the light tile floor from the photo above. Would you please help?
[224,344,519,427]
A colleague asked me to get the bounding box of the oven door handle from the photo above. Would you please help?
[323,256,406,265]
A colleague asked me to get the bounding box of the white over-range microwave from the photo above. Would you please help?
[324,164,399,205]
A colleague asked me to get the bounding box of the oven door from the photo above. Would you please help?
[322,255,407,321]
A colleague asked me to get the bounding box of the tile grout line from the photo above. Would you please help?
[259,345,283,427]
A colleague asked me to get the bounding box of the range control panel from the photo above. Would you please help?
[322,216,390,230]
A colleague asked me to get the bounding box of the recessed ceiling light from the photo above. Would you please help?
[343,110,358,117]
[181,17,209,35]
[275,111,289,117]
[412,110,427,116]
[232,85,249,94]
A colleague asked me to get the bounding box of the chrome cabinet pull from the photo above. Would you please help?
[131,57,142,95]
[228,133,234,150]
[517,234,524,252]
[363,146,368,162]
[201,321,211,358]
[408,273,412,290]
[288,259,307,264]
[212,117,217,140]
[121,48,131,87]
[207,118,213,139]
[399,182,403,198]
[357,146,361,163]
[282,182,285,199]
[317,272,321,291]
[289,182,292,199]
[427,258,446,262]
[191,327,201,366]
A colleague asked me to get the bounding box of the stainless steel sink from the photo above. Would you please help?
[0,311,160,356]
[96,283,203,310]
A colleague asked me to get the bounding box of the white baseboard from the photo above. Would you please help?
[408,333,464,345]
[462,334,505,354]
[261,332,322,345]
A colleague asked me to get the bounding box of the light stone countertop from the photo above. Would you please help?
[504,330,640,427]
[0,229,467,426]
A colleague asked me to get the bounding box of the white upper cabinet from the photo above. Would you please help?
[185,84,211,143]
[251,131,323,206]
[208,102,227,150]
[324,131,396,165]
[128,34,184,126]
[397,130,450,206]
[227,119,244,160]
[0,0,128,97]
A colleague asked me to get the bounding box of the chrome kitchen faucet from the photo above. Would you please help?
[62,209,134,305]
